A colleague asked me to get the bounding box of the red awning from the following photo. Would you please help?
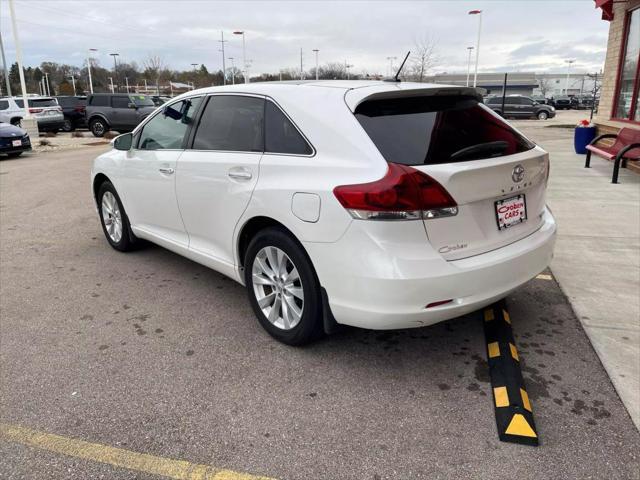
[595,0,614,21]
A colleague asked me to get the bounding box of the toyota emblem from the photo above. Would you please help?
[512,164,525,183]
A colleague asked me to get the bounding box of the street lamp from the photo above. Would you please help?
[233,31,248,83]
[219,32,227,85]
[313,49,319,80]
[466,46,475,87]
[386,56,397,77]
[191,63,198,88]
[108,76,114,94]
[345,61,353,80]
[109,53,119,92]
[87,48,97,94]
[69,75,76,96]
[565,59,575,95]
[469,9,482,88]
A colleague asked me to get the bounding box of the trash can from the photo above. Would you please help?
[574,126,596,154]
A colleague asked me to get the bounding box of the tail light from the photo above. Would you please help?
[74,106,86,113]
[57,107,63,112]
[28,108,43,114]
[333,163,458,221]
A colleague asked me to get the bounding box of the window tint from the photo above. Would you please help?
[193,95,264,152]
[521,97,533,106]
[90,95,110,107]
[354,95,535,166]
[138,97,203,150]
[131,95,155,107]
[111,96,130,108]
[265,101,312,155]
[0,100,8,110]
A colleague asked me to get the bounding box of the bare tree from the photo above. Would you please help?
[537,76,552,98]
[408,35,438,82]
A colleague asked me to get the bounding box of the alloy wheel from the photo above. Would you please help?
[251,246,304,330]
[101,191,123,243]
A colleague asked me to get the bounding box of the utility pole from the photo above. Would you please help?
[0,27,12,97]
[219,31,227,85]
[313,49,319,80]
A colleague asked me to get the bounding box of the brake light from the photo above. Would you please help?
[28,108,43,113]
[74,106,86,112]
[333,163,458,221]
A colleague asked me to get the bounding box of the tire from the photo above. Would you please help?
[244,227,323,345]
[6,152,22,158]
[97,181,137,252]
[537,111,549,120]
[62,118,74,132]
[90,118,108,137]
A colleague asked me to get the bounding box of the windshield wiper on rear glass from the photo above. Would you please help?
[449,141,509,162]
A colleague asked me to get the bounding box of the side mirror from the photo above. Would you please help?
[112,132,133,151]
[532,101,539,106]
[128,102,138,109]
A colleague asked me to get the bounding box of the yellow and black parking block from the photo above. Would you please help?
[483,300,539,446]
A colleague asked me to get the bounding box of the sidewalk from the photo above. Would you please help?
[515,117,640,429]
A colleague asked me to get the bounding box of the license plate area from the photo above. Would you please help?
[495,194,527,230]
[12,139,21,147]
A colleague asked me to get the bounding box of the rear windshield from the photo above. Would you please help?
[354,95,535,165]
[15,98,58,108]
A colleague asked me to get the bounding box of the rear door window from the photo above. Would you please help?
[0,100,8,110]
[90,96,110,107]
[192,95,264,152]
[265,101,312,155]
[354,95,535,165]
[111,96,130,109]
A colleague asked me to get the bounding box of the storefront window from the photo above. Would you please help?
[614,8,640,121]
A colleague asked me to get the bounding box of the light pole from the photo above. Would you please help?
[228,57,235,84]
[44,72,50,96]
[0,26,12,97]
[191,63,198,88]
[87,48,97,94]
[469,9,482,88]
[219,32,227,85]
[386,56,397,77]
[8,0,31,120]
[125,76,129,93]
[108,77,114,94]
[565,59,575,95]
[466,46,475,87]
[345,61,353,80]
[69,75,76,95]
[312,49,319,80]
[233,31,248,83]
[300,48,304,80]
[109,53,119,92]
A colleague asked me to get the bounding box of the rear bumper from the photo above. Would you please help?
[36,116,65,130]
[304,207,556,330]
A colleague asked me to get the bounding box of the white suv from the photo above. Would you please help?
[91,81,556,345]
[0,96,65,132]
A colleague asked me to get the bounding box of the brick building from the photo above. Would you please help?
[594,0,640,133]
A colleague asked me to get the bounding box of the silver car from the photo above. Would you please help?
[0,96,65,132]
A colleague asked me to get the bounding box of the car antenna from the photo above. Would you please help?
[385,51,410,82]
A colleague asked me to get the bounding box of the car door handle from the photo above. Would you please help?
[228,168,252,180]
[158,167,175,175]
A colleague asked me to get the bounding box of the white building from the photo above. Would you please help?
[532,73,599,97]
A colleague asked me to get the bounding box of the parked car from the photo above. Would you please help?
[571,95,595,110]
[0,96,65,132]
[531,96,549,105]
[85,93,156,137]
[0,121,31,158]
[91,82,556,345]
[55,96,87,131]
[554,97,572,110]
[486,95,556,120]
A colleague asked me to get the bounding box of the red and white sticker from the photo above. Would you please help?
[495,195,527,230]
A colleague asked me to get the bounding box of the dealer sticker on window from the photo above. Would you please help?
[495,194,527,230]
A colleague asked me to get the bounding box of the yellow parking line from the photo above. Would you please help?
[0,423,275,480]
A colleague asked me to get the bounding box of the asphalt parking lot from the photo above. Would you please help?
[1,146,639,479]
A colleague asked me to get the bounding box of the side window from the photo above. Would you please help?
[192,95,264,152]
[265,101,312,155]
[111,96,130,109]
[521,98,533,106]
[138,97,203,150]
[90,96,109,107]
[0,100,8,110]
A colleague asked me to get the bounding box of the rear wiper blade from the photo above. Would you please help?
[449,141,509,161]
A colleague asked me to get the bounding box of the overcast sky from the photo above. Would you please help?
[0,0,608,76]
